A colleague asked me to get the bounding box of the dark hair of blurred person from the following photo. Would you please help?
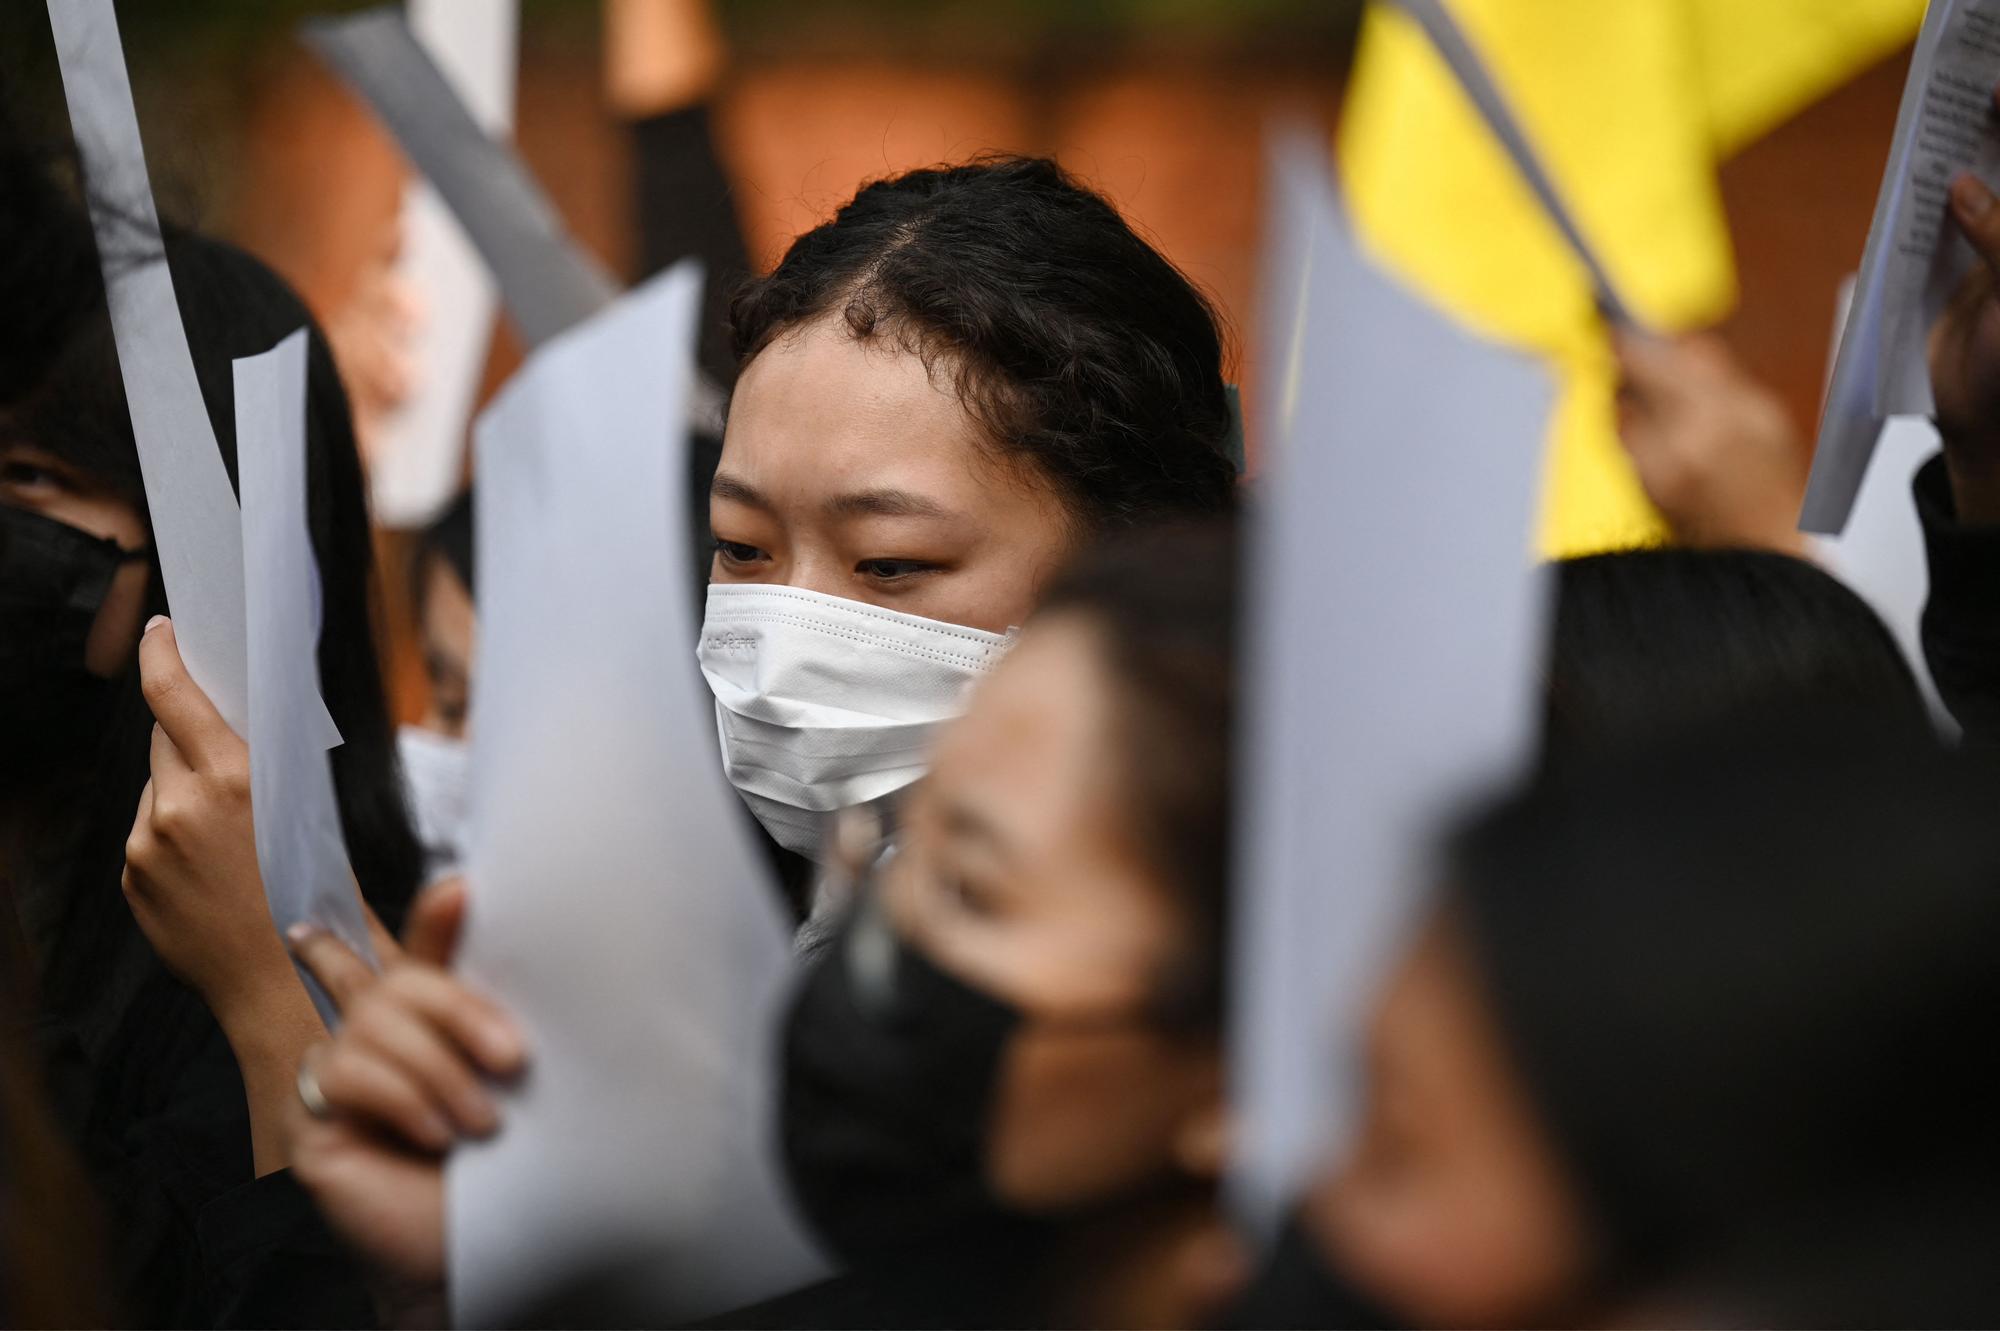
[1320,730,2000,1328]
[0,144,419,1324]
[1208,547,1937,1331]
[1544,547,1933,763]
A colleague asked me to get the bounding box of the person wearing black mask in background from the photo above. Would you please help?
[1315,730,2000,1329]
[0,143,421,1325]
[288,520,1245,1329]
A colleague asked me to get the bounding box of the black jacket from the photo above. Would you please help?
[1916,453,2000,746]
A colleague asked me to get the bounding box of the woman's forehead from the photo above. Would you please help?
[722,321,996,500]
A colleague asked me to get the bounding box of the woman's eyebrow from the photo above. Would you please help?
[709,471,772,510]
[824,488,957,521]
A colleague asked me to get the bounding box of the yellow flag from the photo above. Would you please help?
[1338,0,1923,557]
[1693,0,1929,154]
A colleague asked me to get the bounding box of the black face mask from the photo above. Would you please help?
[779,895,1046,1272]
[1214,1211,1404,1331]
[0,502,147,776]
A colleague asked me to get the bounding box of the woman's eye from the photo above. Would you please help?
[0,459,68,494]
[713,539,769,566]
[856,558,938,582]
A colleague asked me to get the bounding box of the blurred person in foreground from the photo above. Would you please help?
[1215,540,1933,1330]
[1280,729,2000,1328]
[286,520,1242,1329]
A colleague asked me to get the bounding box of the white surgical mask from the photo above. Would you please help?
[398,724,470,882]
[696,583,1011,858]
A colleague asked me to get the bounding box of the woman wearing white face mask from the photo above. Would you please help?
[397,491,478,883]
[696,155,1239,890]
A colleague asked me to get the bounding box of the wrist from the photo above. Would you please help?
[213,957,324,1055]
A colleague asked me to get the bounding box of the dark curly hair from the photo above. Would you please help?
[729,155,1238,530]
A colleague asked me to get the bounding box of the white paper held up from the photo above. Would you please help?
[236,331,377,1025]
[1810,278,1955,731]
[1230,133,1554,1235]
[447,263,828,1327]
[1816,417,1955,731]
[1804,0,2000,534]
[45,0,333,746]
[368,0,519,529]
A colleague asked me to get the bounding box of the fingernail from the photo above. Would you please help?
[1955,174,1996,222]
[484,1022,526,1070]
[459,1087,498,1134]
[144,614,169,634]
[285,922,320,950]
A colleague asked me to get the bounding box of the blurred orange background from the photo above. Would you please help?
[28,3,1913,716]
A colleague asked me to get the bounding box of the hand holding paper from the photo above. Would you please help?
[1805,0,2000,533]
[1612,330,1809,555]
[288,879,516,1301]
[121,618,288,1019]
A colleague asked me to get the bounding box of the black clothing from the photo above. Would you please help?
[34,966,375,1328]
[630,103,751,390]
[1214,1216,1402,1330]
[1916,452,2000,745]
[706,1239,1048,1331]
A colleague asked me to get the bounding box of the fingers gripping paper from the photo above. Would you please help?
[236,332,377,1022]
[46,0,334,746]
[369,0,519,529]
[1805,0,2000,534]
[447,264,827,1326]
[1230,136,1553,1232]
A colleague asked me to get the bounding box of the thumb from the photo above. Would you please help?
[1950,172,2000,281]
[137,617,235,771]
[1611,326,1686,405]
[403,876,468,967]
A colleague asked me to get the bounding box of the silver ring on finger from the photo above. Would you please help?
[297,1060,334,1120]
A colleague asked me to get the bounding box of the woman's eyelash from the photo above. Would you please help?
[1,461,62,488]
[857,559,939,580]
